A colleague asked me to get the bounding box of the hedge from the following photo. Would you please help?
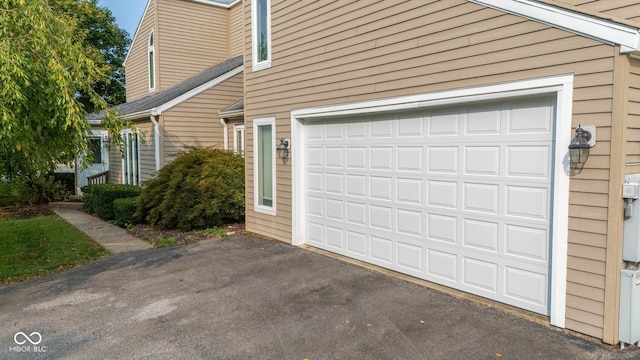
[83,184,142,220]
[113,197,138,227]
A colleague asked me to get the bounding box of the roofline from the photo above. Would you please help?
[123,0,241,66]
[470,0,640,53]
[123,0,152,67]
[109,65,243,121]
[219,109,244,118]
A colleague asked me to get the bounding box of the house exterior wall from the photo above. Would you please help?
[547,0,640,25]
[156,0,231,90]
[124,0,157,102]
[243,0,627,343]
[229,2,244,57]
[124,0,241,102]
[627,57,640,173]
[162,73,244,163]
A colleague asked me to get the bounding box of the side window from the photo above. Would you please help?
[251,0,271,71]
[234,124,245,157]
[148,31,155,91]
[122,130,140,185]
[253,118,275,214]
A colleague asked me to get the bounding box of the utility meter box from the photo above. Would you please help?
[619,269,640,346]
[623,174,640,262]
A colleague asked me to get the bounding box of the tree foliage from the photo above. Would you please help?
[50,0,130,111]
[0,0,127,200]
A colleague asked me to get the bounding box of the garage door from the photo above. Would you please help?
[303,96,555,315]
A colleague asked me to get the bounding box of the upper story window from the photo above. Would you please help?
[148,31,156,91]
[251,0,271,71]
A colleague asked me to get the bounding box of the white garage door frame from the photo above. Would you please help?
[291,74,573,328]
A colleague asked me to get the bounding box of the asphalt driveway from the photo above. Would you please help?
[0,236,637,359]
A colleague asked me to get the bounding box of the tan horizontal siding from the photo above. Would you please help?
[157,0,231,90]
[229,2,244,57]
[161,74,243,163]
[550,0,640,26]
[626,59,640,169]
[109,146,123,184]
[125,0,156,102]
[244,0,620,340]
[137,122,155,182]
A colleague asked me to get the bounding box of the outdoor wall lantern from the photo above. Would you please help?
[277,139,290,160]
[568,124,595,174]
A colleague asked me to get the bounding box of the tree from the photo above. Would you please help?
[50,0,130,111]
[0,0,125,201]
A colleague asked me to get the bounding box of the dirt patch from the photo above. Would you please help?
[0,204,53,220]
[128,223,246,247]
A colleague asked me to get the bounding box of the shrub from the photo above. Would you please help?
[83,184,142,220]
[113,197,138,227]
[136,147,245,231]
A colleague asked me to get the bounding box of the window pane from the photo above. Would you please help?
[257,0,268,62]
[257,124,272,206]
[88,138,102,164]
[149,51,155,89]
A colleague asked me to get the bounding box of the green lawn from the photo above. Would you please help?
[0,215,110,283]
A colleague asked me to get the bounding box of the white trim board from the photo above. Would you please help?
[291,73,574,329]
[470,0,640,53]
[123,0,152,67]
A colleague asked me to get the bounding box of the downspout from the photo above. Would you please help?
[220,117,228,150]
[150,115,160,171]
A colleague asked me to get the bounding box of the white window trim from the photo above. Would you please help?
[251,0,272,71]
[121,129,141,186]
[253,117,276,215]
[148,30,156,92]
[234,124,245,156]
[291,74,574,329]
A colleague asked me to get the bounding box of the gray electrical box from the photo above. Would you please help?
[619,269,640,346]
[623,174,640,262]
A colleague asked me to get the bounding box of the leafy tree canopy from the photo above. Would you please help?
[0,0,128,197]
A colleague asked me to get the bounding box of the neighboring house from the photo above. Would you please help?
[80,0,243,190]
[243,0,640,345]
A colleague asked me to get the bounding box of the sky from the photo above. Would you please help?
[98,0,148,39]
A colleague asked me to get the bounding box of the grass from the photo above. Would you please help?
[0,215,111,284]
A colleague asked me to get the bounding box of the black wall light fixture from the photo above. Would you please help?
[568,125,595,175]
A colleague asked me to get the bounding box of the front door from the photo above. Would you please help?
[79,131,109,189]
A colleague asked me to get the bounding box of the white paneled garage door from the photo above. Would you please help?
[303,96,555,315]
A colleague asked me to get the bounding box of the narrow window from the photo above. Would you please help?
[122,130,140,185]
[234,124,245,157]
[148,31,155,91]
[253,118,275,214]
[88,137,102,164]
[251,0,271,71]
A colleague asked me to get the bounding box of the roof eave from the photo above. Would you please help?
[470,0,640,53]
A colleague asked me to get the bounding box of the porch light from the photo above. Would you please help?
[568,125,593,173]
[277,139,289,160]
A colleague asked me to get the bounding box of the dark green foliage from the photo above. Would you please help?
[113,197,138,227]
[136,148,245,231]
[83,184,141,220]
[53,173,75,194]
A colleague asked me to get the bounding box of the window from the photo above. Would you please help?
[88,138,102,164]
[253,118,275,214]
[251,0,271,71]
[122,130,140,185]
[148,31,155,91]
[234,124,245,157]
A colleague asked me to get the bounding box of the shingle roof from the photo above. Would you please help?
[88,55,243,122]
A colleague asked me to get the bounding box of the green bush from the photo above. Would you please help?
[0,181,32,206]
[113,197,138,227]
[83,184,142,220]
[136,148,245,231]
[0,174,71,205]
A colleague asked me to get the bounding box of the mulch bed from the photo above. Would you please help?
[0,204,53,220]
[127,223,246,246]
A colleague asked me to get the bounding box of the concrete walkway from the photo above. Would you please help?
[49,202,152,253]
